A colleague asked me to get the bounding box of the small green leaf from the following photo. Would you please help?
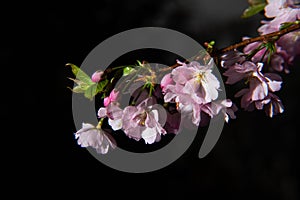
[248,0,266,6]
[123,66,136,76]
[84,83,97,100]
[70,85,86,93]
[136,60,143,66]
[96,79,108,93]
[241,3,266,18]
[66,63,93,85]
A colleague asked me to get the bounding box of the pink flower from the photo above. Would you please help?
[201,100,237,123]
[236,90,284,117]
[277,32,300,62]
[170,59,220,103]
[243,39,267,63]
[160,73,174,93]
[91,70,104,82]
[223,61,257,85]
[98,102,123,131]
[233,62,283,116]
[242,40,293,73]
[220,50,245,69]
[162,59,237,126]
[224,62,282,99]
[256,0,300,69]
[75,123,116,154]
[122,98,167,144]
[264,0,300,19]
[256,93,284,117]
[104,89,119,107]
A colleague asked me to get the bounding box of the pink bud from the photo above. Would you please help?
[104,89,119,107]
[109,89,119,102]
[103,97,110,107]
[91,71,104,82]
[160,73,173,92]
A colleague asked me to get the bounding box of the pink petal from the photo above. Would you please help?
[103,97,110,107]
[98,107,107,118]
[171,66,193,84]
[161,73,173,92]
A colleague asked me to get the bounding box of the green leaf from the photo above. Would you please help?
[241,3,266,18]
[123,66,136,76]
[136,60,143,66]
[66,63,93,85]
[84,83,97,100]
[70,85,86,93]
[96,79,108,93]
[248,0,266,6]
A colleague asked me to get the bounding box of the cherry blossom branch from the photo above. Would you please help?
[218,23,300,53]
[158,23,300,72]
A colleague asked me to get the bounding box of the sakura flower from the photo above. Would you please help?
[164,80,236,126]
[160,73,174,93]
[220,50,246,69]
[223,61,257,85]
[243,39,267,63]
[264,0,300,18]
[224,62,282,100]
[75,123,116,154]
[234,70,283,116]
[258,93,284,117]
[98,102,123,131]
[91,70,104,82]
[201,99,237,123]
[243,40,292,73]
[257,0,300,67]
[122,98,167,144]
[171,59,220,103]
[104,89,119,107]
[162,59,236,126]
[276,31,300,62]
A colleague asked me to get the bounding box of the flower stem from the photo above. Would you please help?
[96,118,104,129]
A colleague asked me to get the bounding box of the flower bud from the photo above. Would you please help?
[104,89,119,107]
[91,70,104,82]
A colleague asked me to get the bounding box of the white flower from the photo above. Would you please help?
[75,123,116,154]
[98,102,123,131]
[171,59,220,104]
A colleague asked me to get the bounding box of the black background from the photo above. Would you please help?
[3,0,300,199]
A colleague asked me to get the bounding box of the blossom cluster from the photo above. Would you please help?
[70,0,300,154]
[75,59,236,154]
[220,0,300,118]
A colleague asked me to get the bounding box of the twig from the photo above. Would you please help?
[218,23,300,53]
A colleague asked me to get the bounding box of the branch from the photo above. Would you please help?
[218,23,300,53]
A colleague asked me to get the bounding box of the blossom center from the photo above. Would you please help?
[194,72,206,83]
[133,111,147,126]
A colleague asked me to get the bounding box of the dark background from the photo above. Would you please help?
[3,0,300,199]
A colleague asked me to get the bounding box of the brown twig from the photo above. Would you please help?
[218,23,300,53]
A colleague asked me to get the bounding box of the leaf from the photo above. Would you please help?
[66,63,93,85]
[136,60,143,66]
[241,3,266,18]
[248,0,266,6]
[123,66,136,76]
[280,21,300,30]
[84,83,97,100]
[96,79,108,93]
[70,85,86,93]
